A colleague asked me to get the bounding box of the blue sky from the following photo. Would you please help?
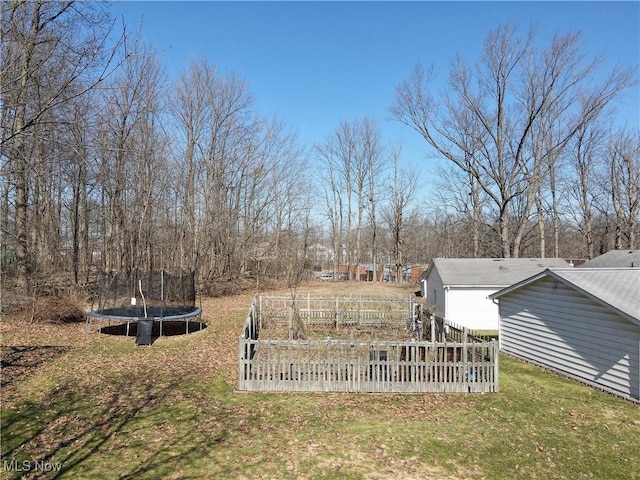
[108,1,639,189]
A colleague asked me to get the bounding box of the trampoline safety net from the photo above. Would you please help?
[93,269,196,315]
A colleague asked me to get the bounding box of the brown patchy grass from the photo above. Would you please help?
[1,280,638,480]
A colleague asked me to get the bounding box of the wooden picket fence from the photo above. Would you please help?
[237,295,499,394]
[255,294,420,331]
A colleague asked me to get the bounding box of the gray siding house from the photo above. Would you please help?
[490,268,640,402]
[421,258,570,331]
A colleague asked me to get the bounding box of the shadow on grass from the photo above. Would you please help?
[0,346,71,390]
[1,372,235,480]
[99,320,206,337]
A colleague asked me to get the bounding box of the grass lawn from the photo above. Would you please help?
[1,282,638,479]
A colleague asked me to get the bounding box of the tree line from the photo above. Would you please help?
[2,2,638,294]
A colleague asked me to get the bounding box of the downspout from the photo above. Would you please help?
[444,286,450,320]
[491,297,501,350]
[444,286,450,340]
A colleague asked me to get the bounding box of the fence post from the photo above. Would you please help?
[442,318,447,342]
[238,334,245,390]
[408,296,413,334]
[493,340,499,392]
[430,315,434,341]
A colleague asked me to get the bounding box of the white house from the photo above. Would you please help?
[490,268,640,402]
[422,258,571,331]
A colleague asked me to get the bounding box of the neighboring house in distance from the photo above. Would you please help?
[579,250,640,268]
[490,268,640,402]
[422,258,571,331]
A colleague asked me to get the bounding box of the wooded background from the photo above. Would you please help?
[2,2,638,293]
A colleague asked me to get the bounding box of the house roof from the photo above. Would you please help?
[579,250,640,268]
[426,257,571,288]
[490,268,640,325]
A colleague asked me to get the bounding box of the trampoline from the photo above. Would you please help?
[86,305,203,338]
[85,269,203,345]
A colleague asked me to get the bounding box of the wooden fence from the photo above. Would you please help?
[255,294,421,332]
[435,317,497,343]
[238,295,499,394]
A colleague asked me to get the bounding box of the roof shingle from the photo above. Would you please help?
[579,250,640,268]
[429,258,571,287]
[491,268,640,324]
[547,268,640,322]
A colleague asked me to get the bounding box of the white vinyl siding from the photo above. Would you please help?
[499,277,640,401]
[447,288,499,330]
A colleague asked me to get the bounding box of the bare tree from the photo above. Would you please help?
[315,118,387,280]
[316,135,345,278]
[171,59,310,283]
[362,120,386,281]
[1,1,124,290]
[432,161,489,258]
[60,92,99,284]
[391,25,636,258]
[606,129,640,250]
[381,149,417,283]
[1,1,124,289]
[545,142,563,258]
[565,123,606,259]
[334,122,355,278]
[171,58,214,273]
[243,118,308,279]
[95,35,167,273]
[352,118,385,280]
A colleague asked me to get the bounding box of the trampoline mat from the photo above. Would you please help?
[88,306,200,320]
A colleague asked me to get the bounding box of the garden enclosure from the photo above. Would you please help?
[238,295,499,393]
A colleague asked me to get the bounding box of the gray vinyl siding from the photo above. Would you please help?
[426,269,445,317]
[499,277,640,401]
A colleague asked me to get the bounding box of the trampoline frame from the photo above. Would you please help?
[86,307,203,338]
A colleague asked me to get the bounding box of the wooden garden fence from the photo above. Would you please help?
[237,295,499,394]
[254,294,421,331]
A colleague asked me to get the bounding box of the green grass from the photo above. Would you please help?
[2,310,639,479]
